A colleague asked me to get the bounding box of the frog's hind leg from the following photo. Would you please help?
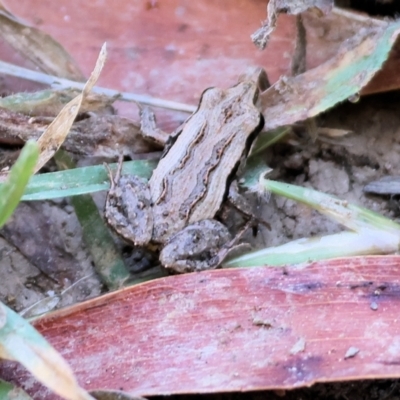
[160,219,232,274]
[224,181,271,231]
[160,219,255,274]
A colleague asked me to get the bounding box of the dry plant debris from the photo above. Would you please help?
[0,1,400,399]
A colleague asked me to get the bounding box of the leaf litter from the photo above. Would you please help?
[0,1,400,399]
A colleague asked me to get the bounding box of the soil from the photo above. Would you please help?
[264,92,400,245]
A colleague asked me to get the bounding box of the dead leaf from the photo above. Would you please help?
[34,43,107,172]
[0,1,84,80]
[260,20,400,130]
[251,0,333,49]
[1,202,83,282]
[70,114,160,157]
[1,256,400,398]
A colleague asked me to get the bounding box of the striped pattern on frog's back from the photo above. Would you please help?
[149,79,263,243]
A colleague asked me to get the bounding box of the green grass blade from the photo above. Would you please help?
[225,178,400,267]
[224,230,399,267]
[0,141,38,227]
[239,128,288,192]
[20,159,157,201]
[0,379,32,399]
[263,179,400,234]
[71,193,131,289]
[240,155,272,192]
[260,178,400,236]
[250,127,290,157]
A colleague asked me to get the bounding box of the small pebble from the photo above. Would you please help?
[370,301,378,311]
[344,346,360,359]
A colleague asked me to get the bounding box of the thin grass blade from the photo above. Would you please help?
[0,141,38,227]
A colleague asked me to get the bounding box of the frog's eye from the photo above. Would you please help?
[200,86,223,108]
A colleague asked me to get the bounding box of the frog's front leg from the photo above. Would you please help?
[139,106,183,148]
[159,219,232,274]
[105,160,153,247]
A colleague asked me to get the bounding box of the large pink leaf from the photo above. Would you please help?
[1,256,400,398]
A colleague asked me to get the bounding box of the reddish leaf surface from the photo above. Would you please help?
[2,0,399,111]
[1,256,400,398]
[2,0,296,130]
[0,0,397,133]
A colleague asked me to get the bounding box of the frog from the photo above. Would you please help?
[105,68,268,273]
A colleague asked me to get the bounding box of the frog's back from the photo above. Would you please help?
[149,80,262,243]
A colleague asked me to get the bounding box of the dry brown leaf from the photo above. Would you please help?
[251,0,333,49]
[0,1,84,80]
[34,44,107,173]
[260,20,400,130]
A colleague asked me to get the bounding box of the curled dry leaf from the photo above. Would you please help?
[70,114,160,157]
[34,43,107,173]
[0,1,84,80]
[0,108,48,154]
[251,0,333,49]
[260,19,400,130]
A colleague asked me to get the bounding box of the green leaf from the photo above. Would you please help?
[20,159,157,201]
[263,179,400,234]
[250,127,290,157]
[224,230,400,267]
[0,379,32,399]
[0,141,38,227]
[225,179,400,268]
